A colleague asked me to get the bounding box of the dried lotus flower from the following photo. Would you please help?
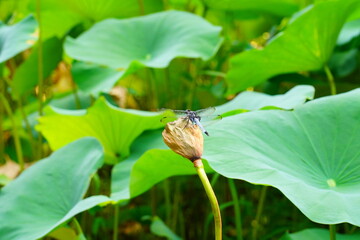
[162,117,222,239]
[162,118,203,161]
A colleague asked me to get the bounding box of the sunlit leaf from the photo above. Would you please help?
[36,97,166,164]
[0,174,11,186]
[205,0,299,17]
[0,138,108,240]
[65,10,223,69]
[216,85,314,115]
[0,15,37,63]
[27,0,163,39]
[204,89,360,225]
[280,228,360,240]
[226,0,360,94]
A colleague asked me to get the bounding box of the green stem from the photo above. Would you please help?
[151,186,157,216]
[252,186,268,240]
[36,0,44,159]
[330,225,336,240]
[137,0,145,15]
[72,84,82,109]
[163,68,172,108]
[194,159,222,240]
[18,97,35,160]
[147,68,158,110]
[0,64,4,164]
[113,205,119,240]
[0,93,24,171]
[163,179,171,224]
[228,179,243,240]
[72,217,84,236]
[186,60,198,109]
[324,65,336,95]
[210,172,220,187]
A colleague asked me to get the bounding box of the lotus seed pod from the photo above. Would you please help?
[162,118,204,161]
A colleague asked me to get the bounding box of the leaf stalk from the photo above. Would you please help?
[194,159,222,240]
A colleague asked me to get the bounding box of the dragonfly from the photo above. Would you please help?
[161,107,221,136]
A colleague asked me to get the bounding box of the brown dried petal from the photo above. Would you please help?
[162,118,203,161]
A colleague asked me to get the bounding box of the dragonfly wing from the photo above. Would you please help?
[195,107,216,116]
[199,114,222,127]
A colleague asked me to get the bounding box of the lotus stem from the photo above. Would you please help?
[36,0,44,159]
[324,65,336,95]
[194,159,222,240]
[329,224,336,240]
[113,205,119,240]
[0,93,24,171]
[228,179,243,240]
[252,185,268,240]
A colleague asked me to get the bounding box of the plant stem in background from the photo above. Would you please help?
[18,97,35,160]
[146,68,158,110]
[36,0,44,159]
[228,179,243,240]
[171,180,182,233]
[329,225,336,240]
[113,205,119,240]
[72,83,82,109]
[210,172,220,186]
[194,159,222,240]
[186,60,199,109]
[71,217,85,238]
[163,179,172,224]
[151,186,157,216]
[0,64,4,164]
[137,0,145,15]
[252,186,268,240]
[324,65,336,95]
[0,93,24,171]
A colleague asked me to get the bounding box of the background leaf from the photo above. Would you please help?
[280,228,360,240]
[36,98,166,163]
[71,61,124,96]
[204,89,360,226]
[205,0,299,17]
[0,138,106,240]
[11,37,62,97]
[226,0,360,94]
[64,10,223,69]
[0,15,37,63]
[216,85,314,115]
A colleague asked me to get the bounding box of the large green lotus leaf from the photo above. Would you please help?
[36,97,166,164]
[65,10,223,69]
[26,0,163,39]
[205,0,299,17]
[11,37,62,98]
[61,0,163,21]
[0,138,109,240]
[111,130,213,202]
[203,89,360,225]
[337,19,360,46]
[0,15,37,63]
[71,61,124,96]
[216,85,314,115]
[280,228,360,240]
[226,0,360,94]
